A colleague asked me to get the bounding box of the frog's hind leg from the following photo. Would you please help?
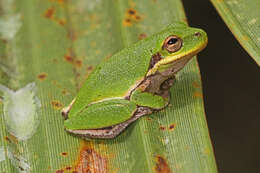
[64,99,152,139]
[66,107,152,139]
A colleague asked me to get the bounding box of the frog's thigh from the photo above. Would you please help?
[64,99,137,130]
[67,107,152,139]
[130,89,168,109]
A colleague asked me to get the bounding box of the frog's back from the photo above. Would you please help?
[68,37,159,117]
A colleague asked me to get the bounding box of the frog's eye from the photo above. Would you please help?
[163,35,182,53]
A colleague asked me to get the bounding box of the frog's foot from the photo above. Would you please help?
[66,107,152,139]
[61,98,76,119]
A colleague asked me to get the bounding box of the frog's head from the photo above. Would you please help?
[147,22,208,76]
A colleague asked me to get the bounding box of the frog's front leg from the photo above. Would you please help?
[61,98,76,119]
[130,76,175,110]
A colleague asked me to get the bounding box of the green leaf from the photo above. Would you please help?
[210,0,260,66]
[0,0,217,172]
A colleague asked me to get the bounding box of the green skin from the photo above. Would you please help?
[62,22,208,139]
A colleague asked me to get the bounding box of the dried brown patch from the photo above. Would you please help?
[37,73,47,81]
[44,7,55,19]
[73,142,108,173]
[55,170,64,173]
[51,100,63,110]
[154,155,171,173]
[138,33,147,40]
[193,92,203,98]
[8,134,18,144]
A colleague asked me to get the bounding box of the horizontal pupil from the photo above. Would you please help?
[168,38,178,45]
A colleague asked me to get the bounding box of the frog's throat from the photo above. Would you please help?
[146,39,207,76]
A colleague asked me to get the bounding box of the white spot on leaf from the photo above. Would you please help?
[0,146,30,172]
[0,14,22,40]
[0,147,6,162]
[76,0,101,12]
[7,147,30,173]
[248,18,257,25]
[164,137,169,145]
[0,82,41,141]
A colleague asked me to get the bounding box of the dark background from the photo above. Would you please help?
[182,0,260,173]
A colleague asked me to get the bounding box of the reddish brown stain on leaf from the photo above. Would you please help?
[123,18,133,27]
[55,170,64,173]
[86,66,93,72]
[1,39,7,44]
[58,19,66,26]
[53,58,58,63]
[65,166,72,170]
[4,136,11,142]
[44,7,55,19]
[146,117,152,121]
[64,48,82,69]
[127,8,136,15]
[51,100,63,110]
[123,8,143,27]
[64,54,73,64]
[159,126,166,131]
[138,33,147,40]
[8,134,18,144]
[61,152,68,156]
[56,0,64,4]
[73,142,108,173]
[168,124,175,131]
[37,73,47,81]
[67,30,77,41]
[62,89,70,95]
[193,91,203,98]
[75,60,83,68]
[50,0,65,6]
[192,81,200,88]
[134,15,141,21]
[154,155,171,173]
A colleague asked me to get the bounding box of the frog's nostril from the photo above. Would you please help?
[194,32,201,37]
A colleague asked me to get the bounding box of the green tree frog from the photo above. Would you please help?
[62,22,208,139]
